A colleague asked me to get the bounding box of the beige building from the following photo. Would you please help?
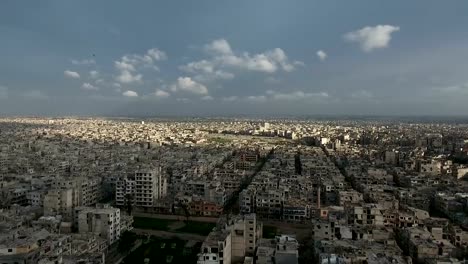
[43,188,74,221]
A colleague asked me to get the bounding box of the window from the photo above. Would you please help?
[8,249,12,252]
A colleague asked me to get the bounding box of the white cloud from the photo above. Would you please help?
[122,90,138,97]
[64,70,80,79]
[170,77,208,95]
[246,95,267,102]
[180,60,215,73]
[270,91,329,100]
[81,83,99,91]
[115,61,136,72]
[154,89,170,98]
[222,96,238,102]
[205,39,233,55]
[176,98,190,103]
[180,60,234,82]
[89,71,99,79]
[344,25,400,52]
[147,48,167,61]
[0,86,8,98]
[116,70,142,84]
[317,50,327,61]
[180,39,303,80]
[433,82,468,94]
[71,59,95,65]
[114,47,166,84]
[201,95,214,101]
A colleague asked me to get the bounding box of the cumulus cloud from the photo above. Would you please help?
[176,98,190,103]
[71,59,95,65]
[180,39,303,81]
[205,39,233,55]
[89,71,99,79]
[344,25,400,52]
[180,60,234,82]
[222,96,238,102]
[433,82,468,94]
[154,89,170,98]
[170,77,208,95]
[201,95,214,101]
[246,95,267,102]
[81,83,99,91]
[64,70,80,79]
[317,50,327,61]
[0,86,8,98]
[116,70,142,84]
[114,47,167,84]
[269,90,329,100]
[147,48,168,61]
[122,90,138,97]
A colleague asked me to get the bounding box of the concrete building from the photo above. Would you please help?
[76,204,121,245]
[197,214,262,264]
[43,188,74,221]
[135,167,167,208]
[115,174,135,207]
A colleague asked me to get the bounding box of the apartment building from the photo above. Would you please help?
[76,204,121,245]
[115,174,135,207]
[197,214,262,264]
[43,188,74,221]
[135,167,167,208]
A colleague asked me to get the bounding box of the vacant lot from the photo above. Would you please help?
[133,217,174,231]
[133,217,216,236]
[175,221,215,236]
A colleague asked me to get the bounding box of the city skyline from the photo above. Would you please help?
[1,0,468,116]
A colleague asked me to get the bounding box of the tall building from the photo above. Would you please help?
[197,214,263,264]
[52,177,101,207]
[135,167,167,208]
[76,204,121,245]
[43,189,74,221]
[115,174,135,207]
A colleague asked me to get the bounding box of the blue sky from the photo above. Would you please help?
[1,0,468,116]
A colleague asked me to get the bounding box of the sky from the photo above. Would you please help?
[1,0,468,116]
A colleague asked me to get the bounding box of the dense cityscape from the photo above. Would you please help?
[1,117,468,263]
